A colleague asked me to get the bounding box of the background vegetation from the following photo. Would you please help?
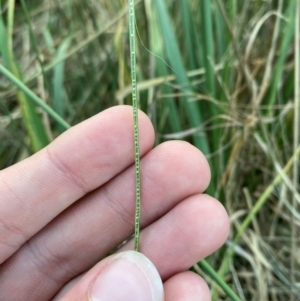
[0,0,299,300]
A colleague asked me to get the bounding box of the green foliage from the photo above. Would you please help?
[127,0,141,253]
[153,0,210,156]
[52,38,71,132]
[0,2,50,152]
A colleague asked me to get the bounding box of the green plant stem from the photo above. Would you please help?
[292,1,300,297]
[194,260,243,301]
[128,0,141,252]
[0,64,71,130]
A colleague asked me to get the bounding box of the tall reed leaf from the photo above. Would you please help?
[149,5,181,134]
[0,64,71,131]
[199,0,216,98]
[217,144,300,289]
[266,0,296,112]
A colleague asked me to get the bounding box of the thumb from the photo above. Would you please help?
[59,251,164,301]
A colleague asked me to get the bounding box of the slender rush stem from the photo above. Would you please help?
[0,64,71,130]
[128,0,141,252]
[292,1,300,297]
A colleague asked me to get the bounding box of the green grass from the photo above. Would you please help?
[127,0,142,253]
[0,0,299,300]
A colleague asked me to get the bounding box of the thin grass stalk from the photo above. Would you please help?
[128,0,141,252]
[0,2,139,101]
[292,1,300,298]
[0,64,71,130]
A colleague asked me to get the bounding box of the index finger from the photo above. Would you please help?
[0,105,154,263]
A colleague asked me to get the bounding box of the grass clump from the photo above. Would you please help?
[127,0,141,252]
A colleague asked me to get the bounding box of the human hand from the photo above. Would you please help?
[0,105,229,300]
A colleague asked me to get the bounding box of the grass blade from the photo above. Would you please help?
[52,38,71,132]
[217,144,300,290]
[194,260,243,301]
[148,2,181,134]
[199,0,216,98]
[152,0,210,155]
[0,1,50,152]
[291,1,300,297]
[266,0,296,113]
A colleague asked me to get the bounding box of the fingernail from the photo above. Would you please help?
[90,251,163,301]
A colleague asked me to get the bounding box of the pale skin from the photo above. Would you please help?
[0,105,229,300]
